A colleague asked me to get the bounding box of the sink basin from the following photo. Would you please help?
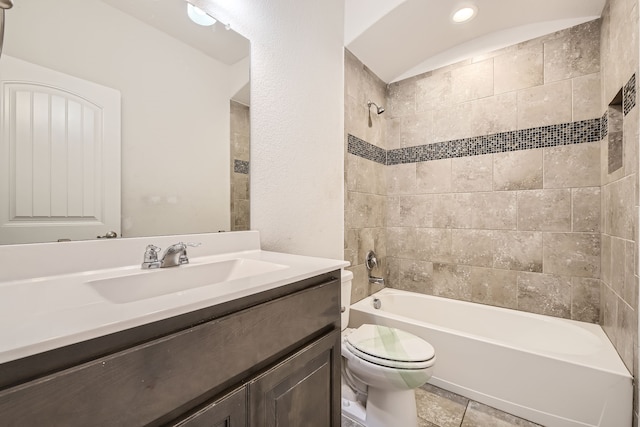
[88,258,288,303]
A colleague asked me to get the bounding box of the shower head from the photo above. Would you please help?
[367,100,385,115]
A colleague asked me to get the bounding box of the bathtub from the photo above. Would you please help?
[348,288,632,427]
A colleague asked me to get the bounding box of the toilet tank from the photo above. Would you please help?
[341,270,353,331]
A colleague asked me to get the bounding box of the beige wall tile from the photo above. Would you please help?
[386,117,401,150]
[416,228,452,263]
[617,299,636,372]
[344,228,359,267]
[544,19,600,83]
[572,73,602,121]
[601,282,619,345]
[603,174,636,240]
[354,156,386,195]
[387,163,417,195]
[451,229,494,267]
[623,239,637,309]
[517,272,572,318]
[493,149,543,191]
[432,194,474,229]
[345,151,358,192]
[400,112,434,147]
[386,227,416,260]
[601,234,612,286]
[572,277,600,323]
[517,80,573,129]
[345,95,368,141]
[387,195,434,228]
[392,258,434,294]
[451,154,493,192]
[417,159,452,194]
[345,50,365,106]
[432,263,472,301]
[433,102,473,142]
[450,59,494,104]
[572,187,601,232]
[543,232,601,278]
[543,142,601,188]
[494,44,544,94]
[357,227,387,264]
[387,78,416,118]
[471,192,517,230]
[348,264,370,304]
[623,106,639,175]
[493,231,543,272]
[346,192,386,229]
[470,92,518,136]
[470,268,518,309]
[416,71,452,112]
[517,189,572,231]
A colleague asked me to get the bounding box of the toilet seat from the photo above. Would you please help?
[344,324,435,369]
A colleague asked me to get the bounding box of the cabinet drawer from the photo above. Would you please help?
[0,279,339,426]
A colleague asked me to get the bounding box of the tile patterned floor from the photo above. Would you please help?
[342,383,543,427]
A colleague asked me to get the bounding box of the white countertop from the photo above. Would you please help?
[0,232,348,364]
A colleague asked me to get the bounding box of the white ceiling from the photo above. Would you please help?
[101,0,249,65]
[345,0,607,83]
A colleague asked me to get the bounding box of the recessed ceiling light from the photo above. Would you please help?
[452,5,477,23]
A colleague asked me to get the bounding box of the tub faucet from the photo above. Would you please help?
[369,276,385,285]
[160,242,201,268]
[365,250,385,286]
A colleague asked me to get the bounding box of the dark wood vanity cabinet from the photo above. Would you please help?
[0,272,341,427]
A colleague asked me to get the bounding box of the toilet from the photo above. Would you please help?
[341,270,436,427]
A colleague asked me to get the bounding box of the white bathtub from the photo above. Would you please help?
[348,288,632,427]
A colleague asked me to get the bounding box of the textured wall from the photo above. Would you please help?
[599,0,639,418]
[230,101,250,231]
[197,0,345,259]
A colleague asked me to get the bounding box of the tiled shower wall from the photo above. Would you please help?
[382,20,603,323]
[230,100,250,231]
[345,21,606,320]
[344,50,388,302]
[600,0,639,411]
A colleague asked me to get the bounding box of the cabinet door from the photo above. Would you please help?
[249,330,341,427]
[173,386,246,427]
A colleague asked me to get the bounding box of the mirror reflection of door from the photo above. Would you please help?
[0,55,121,244]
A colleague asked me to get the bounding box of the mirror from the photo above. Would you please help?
[0,0,250,245]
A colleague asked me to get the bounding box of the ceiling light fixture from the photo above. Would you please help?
[187,2,216,26]
[451,4,477,23]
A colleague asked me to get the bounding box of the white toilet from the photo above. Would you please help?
[341,270,436,427]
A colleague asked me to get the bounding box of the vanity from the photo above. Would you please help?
[0,231,348,426]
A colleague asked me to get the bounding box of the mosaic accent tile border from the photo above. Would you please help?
[601,113,608,139]
[348,74,637,165]
[347,135,387,164]
[348,117,602,165]
[624,73,636,116]
[234,159,249,174]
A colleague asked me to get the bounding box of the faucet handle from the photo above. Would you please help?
[142,244,162,269]
[177,242,201,265]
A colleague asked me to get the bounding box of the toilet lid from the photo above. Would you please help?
[346,324,435,364]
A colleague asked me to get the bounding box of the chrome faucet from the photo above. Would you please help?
[365,250,385,285]
[142,244,162,269]
[141,242,201,269]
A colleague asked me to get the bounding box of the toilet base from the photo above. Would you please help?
[366,387,418,427]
